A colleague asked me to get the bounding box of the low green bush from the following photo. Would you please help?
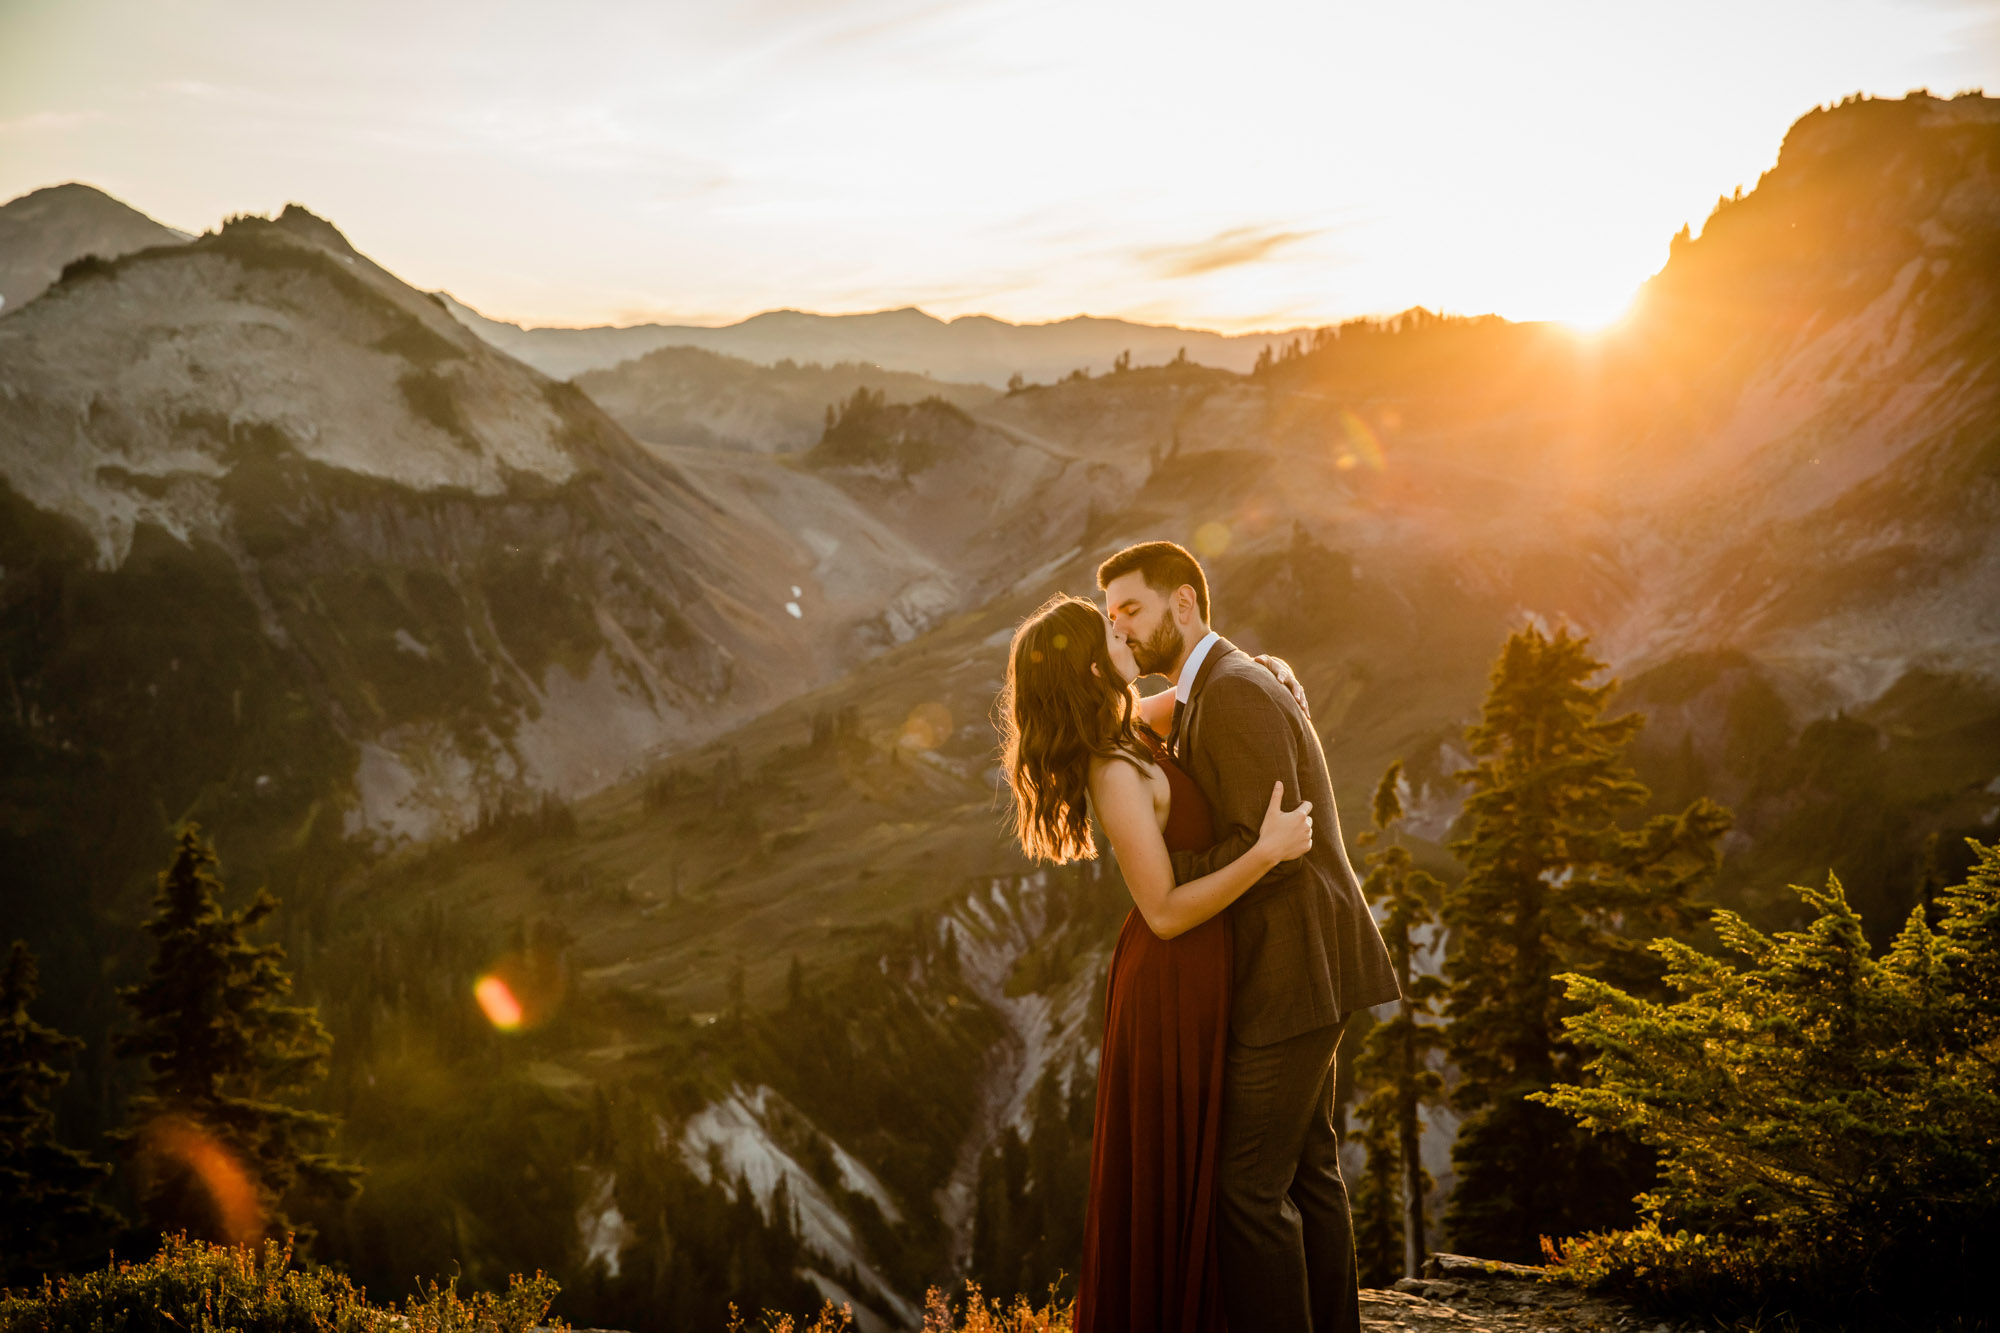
[1538,841,2000,1319]
[0,1236,560,1333]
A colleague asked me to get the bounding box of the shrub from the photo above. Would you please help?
[1538,843,2000,1316]
[57,254,115,285]
[0,1235,560,1333]
[919,1282,1072,1332]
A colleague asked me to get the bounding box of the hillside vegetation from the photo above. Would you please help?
[576,346,995,455]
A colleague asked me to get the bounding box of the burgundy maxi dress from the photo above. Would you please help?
[1075,730,1231,1333]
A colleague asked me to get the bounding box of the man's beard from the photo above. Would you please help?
[1130,616,1186,677]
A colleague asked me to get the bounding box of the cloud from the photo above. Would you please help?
[1138,225,1319,279]
[0,109,109,136]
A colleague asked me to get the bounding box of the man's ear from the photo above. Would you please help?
[1175,585,1197,625]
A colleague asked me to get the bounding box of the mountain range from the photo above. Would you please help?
[2,89,1996,1332]
[439,292,1310,385]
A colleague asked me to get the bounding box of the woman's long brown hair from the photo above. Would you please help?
[997,594,1151,863]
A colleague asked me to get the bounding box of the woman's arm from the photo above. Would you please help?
[1089,760,1312,940]
[1135,687,1176,735]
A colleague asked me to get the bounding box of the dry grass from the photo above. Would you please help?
[723,1284,1074,1333]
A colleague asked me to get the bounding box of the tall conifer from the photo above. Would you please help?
[113,826,361,1250]
[1352,761,1449,1280]
[1441,627,1731,1261]
[1347,1088,1404,1288]
[0,940,119,1283]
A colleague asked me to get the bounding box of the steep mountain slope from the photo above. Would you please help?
[443,294,1306,385]
[0,205,1008,1057]
[1604,91,2000,697]
[0,182,190,315]
[575,345,995,454]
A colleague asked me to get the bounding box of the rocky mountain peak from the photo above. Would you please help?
[0,200,598,567]
[0,180,189,315]
[269,201,364,256]
[1633,90,1999,346]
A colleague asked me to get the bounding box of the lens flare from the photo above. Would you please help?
[475,974,525,1030]
[138,1116,262,1246]
[1335,408,1386,472]
[1193,521,1232,556]
[476,942,571,1031]
[899,700,953,751]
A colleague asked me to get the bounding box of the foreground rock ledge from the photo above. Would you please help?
[1359,1253,1685,1332]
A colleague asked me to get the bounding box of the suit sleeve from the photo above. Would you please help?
[1169,673,1308,891]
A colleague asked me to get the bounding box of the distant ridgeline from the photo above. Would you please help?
[2,91,1998,1329]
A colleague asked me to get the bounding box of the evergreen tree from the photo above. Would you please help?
[1351,761,1448,1280]
[1347,1086,1404,1289]
[113,825,361,1250]
[1441,627,1731,1261]
[1540,846,2000,1313]
[1,940,119,1283]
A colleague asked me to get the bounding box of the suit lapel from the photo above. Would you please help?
[1173,635,1236,759]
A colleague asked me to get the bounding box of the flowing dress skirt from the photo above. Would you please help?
[1075,743,1229,1333]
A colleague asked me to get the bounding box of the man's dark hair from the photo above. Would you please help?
[1096,540,1211,623]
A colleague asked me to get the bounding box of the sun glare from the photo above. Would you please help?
[1554,285,1641,333]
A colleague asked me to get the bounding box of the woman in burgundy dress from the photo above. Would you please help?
[996,594,1314,1333]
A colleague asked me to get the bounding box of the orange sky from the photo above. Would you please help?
[4,0,1997,331]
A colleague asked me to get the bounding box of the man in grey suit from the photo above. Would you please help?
[1100,539,1401,1333]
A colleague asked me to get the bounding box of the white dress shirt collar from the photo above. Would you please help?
[1174,629,1222,704]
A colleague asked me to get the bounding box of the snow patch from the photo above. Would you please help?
[508,651,682,796]
[576,1171,631,1278]
[934,869,1113,1272]
[343,732,486,844]
[800,1270,893,1333]
[676,1085,918,1329]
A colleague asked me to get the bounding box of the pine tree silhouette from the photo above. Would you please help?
[113,825,361,1250]
[0,940,119,1283]
[1351,761,1448,1281]
[1441,627,1731,1261]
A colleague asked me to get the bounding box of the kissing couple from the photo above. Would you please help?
[997,540,1401,1333]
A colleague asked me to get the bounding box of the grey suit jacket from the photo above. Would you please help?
[1168,638,1401,1045]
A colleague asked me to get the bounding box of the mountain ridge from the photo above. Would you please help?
[439,291,1316,384]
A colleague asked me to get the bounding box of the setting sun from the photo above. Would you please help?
[4,0,1992,332]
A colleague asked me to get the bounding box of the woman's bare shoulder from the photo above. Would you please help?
[1089,749,1158,789]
